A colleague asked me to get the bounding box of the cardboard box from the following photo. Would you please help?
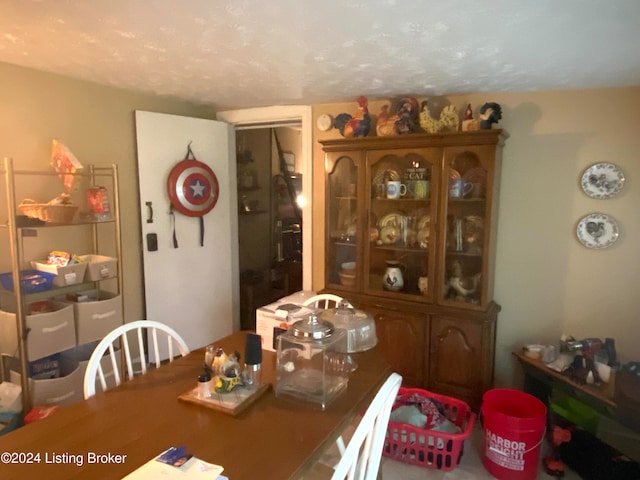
[28,353,61,379]
[31,260,87,287]
[11,355,82,407]
[0,302,76,361]
[256,301,317,352]
[65,290,122,344]
[78,254,118,281]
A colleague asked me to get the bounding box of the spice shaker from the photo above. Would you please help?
[243,333,262,386]
[197,368,212,399]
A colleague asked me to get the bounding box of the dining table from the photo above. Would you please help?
[0,330,392,479]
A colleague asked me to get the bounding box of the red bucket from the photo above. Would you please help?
[481,389,547,480]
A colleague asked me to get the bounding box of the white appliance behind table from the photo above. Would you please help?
[255,291,316,352]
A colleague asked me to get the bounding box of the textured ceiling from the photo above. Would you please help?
[1,0,639,109]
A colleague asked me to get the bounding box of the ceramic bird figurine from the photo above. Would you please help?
[393,97,420,134]
[376,104,399,137]
[419,102,459,133]
[462,102,502,130]
[479,102,502,129]
[446,260,481,300]
[333,96,371,138]
[461,104,475,131]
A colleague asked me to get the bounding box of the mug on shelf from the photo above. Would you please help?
[469,182,484,198]
[411,180,430,200]
[449,179,473,198]
[386,181,407,199]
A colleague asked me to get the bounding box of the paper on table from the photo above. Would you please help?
[122,454,224,479]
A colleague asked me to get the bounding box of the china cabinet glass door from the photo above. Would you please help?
[365,149,439,302]
[326,153,360,290]
[438,145,495,309]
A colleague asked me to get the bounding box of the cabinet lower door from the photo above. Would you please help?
[429,314,492,410]
[364,304,425,387]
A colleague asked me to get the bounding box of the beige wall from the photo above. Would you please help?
[313,87,640,386]
[2,60,638,388]
[0,61,215,326]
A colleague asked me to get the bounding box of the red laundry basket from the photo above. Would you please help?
[383,387,476,471]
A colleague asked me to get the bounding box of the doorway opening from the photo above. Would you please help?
[216,106,313,330]
[235,126,303,329]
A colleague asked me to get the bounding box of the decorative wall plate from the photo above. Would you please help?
[317,114,333,132]
[576,213,619,249]
[580,163,625,199]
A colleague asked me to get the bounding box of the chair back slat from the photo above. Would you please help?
[83,320,190,399]
[166,333,175,362]
[303,294,351,310]
[331,372,402,480]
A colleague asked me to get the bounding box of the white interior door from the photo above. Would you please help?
[135,111,239,357]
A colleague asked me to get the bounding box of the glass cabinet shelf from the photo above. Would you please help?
[321,130,507,311]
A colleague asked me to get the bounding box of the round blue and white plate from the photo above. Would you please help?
[580,163,625,199]
[576,212,619,249]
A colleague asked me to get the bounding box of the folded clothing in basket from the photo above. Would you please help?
[389,393,461,449]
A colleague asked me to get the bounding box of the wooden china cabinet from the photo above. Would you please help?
[320,130,507,410]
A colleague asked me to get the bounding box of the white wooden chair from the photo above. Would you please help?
[303,293,351,310]
[330,372,403,480]
[83,320,190,399]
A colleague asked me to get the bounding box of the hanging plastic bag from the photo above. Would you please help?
[0,381,21,413]
[51,139,83,192]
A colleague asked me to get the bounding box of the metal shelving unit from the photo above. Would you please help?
[0,157,123,414]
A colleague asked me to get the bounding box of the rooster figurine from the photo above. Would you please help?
[333,96,371,138]
[461,104,475,132]
[419,101,459,133]
[376,105,399,137]
[463,102,502,130]
[445,260,481,301]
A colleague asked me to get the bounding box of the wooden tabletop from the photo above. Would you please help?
[0,331,392,479]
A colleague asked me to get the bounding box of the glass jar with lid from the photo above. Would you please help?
[275,313,348,410]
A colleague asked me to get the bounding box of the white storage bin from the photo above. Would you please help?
[0,301,76,360]
[31,260,87,287]
[10,355,82,407]
[64,290,122,344]
[63,342,122,392]
[78,254,117,281]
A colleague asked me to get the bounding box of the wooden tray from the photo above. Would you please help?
[179,383,271,416]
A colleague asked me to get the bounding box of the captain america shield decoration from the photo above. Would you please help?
[167,159,219,217]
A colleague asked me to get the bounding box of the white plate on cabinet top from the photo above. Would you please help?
[580,163,625,199]
[576,213,619,249]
